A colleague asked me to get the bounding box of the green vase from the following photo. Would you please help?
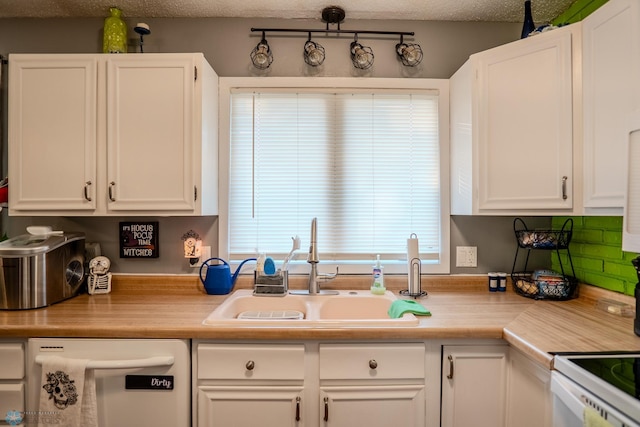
[103,7,127,53]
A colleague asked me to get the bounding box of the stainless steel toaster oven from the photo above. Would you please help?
[0,232,85,309]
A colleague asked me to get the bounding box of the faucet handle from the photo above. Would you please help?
[318,266,339,282]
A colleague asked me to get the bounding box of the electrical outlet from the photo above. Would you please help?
[456,246,477,268]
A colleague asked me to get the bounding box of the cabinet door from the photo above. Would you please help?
[441,345,508,427]
[197,386,304,427]
[623,113,640,252]
[506,349,551,427]
[583,0,639,210]
[106,55,196,212]
[475,29,574,210]
[320,385,425,427]
[8,55,97,212]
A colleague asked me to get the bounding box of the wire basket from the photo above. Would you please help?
[514,217,573,249]
[511,218,577,301]
[511,272,578,300]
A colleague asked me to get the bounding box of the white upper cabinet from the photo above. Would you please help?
[8,56,98,212]
[582,0,640,213]
[450,25,579,215]
[623,112,640,252]
[8,53,218,216]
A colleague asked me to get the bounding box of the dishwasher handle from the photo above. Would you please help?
[35,355,175,370]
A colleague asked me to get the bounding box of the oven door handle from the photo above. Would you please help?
[35,355,175,370]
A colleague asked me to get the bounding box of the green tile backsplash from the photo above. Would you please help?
[551,216,638,296]
[552,0,609,25]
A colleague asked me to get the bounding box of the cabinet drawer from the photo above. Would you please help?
[320,343,425,380]
[0,343,25,379]
[198,344,305,380]
[0,383,24,416]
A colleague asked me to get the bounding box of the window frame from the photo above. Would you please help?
[219,77,450,274]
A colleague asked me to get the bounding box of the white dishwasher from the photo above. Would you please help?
[27,338,190,427]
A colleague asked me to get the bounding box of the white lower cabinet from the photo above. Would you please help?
[0,342,26,422]
[195,343,305,426]
[195,340,553,427]
[194,341,426,427]
[506,348,552,427]
[441,344,508,427]
[319,343,426,427]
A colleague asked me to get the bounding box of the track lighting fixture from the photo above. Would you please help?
[350,36,374,70]
[250,32,273,70]
[250,6,421,71]
[396,35,423,67]
[303,34,326,67]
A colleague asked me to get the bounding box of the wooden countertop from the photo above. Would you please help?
[1,275,639,368]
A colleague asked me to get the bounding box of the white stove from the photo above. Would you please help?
[552,353,640,427]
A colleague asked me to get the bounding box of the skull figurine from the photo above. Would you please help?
[90,256,111,276]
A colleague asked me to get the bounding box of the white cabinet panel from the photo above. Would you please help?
[0,383,25,417]
[8,56,97,212]
[197,386,304,427]
[506,348,551,427]
[197,343,305,380]
[441,344,508,427]
[0,342,25,379]
[583,0,640,211]
[319,343,424,380]
[106,56,195,211]
[320,385,425,427]
[450,25,578,215]
[623,113,640,252]
[476,29,574,211]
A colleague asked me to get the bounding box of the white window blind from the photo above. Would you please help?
[229,90,442,267]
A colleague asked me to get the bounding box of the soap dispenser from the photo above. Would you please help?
[371,255,386,295]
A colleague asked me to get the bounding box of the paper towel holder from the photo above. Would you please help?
[400,257,427,298]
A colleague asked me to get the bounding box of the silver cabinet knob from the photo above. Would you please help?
[369,359,378,369]
[245,360,255,371]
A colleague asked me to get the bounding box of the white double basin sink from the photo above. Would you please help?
[203,289,420,327]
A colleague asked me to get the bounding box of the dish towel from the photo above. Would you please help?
[583,406,613,427]
[388,299,431,318]
[39,356,98,427]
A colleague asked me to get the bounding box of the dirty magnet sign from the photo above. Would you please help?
[120,221,159,258]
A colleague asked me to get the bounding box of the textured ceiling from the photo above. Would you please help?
[0,0,573,22]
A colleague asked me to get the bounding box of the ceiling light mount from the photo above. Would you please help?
[321,6,345,28]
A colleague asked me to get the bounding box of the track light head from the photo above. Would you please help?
[304,36,325,67]
[251,33,273,70]
[396,41,423,67]
[350,38,374,70]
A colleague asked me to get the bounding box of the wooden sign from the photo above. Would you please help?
[119,221,159,258]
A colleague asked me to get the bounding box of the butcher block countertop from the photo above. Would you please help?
[1,274,638,368]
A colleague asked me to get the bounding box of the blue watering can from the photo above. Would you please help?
[199,257,256,295]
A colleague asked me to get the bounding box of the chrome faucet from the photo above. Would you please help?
[292,217,338,295]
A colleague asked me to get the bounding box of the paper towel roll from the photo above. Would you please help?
[407,234,419,263]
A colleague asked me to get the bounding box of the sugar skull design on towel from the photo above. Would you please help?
[42,370,79,409]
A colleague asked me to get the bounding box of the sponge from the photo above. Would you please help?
[388,300,431,319]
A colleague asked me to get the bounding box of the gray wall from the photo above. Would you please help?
[0,16,547,275]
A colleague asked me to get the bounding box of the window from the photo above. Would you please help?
[219,78,450,274]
